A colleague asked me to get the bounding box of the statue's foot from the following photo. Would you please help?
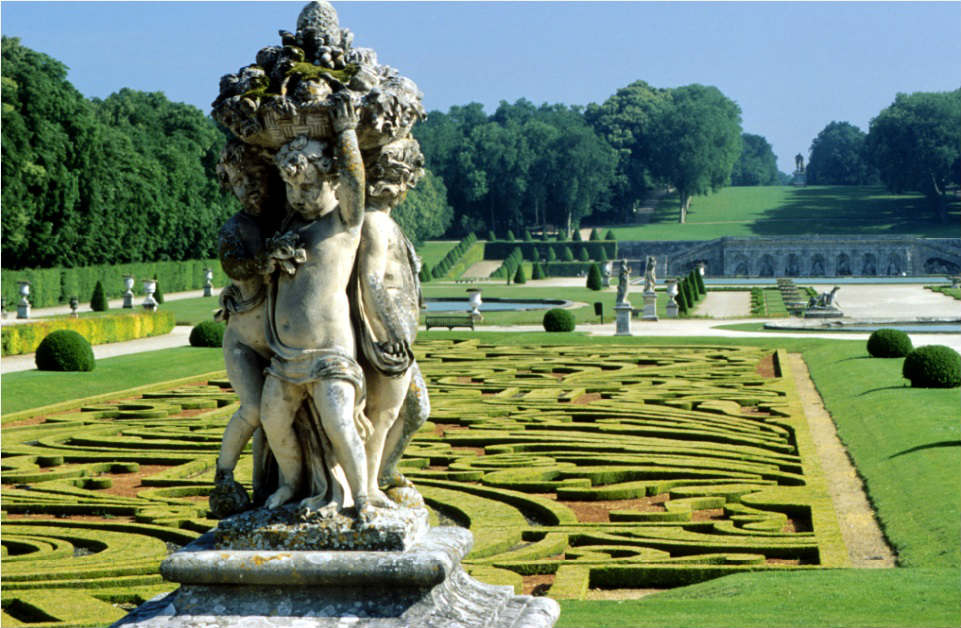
[379,471,414,490]
[209,469,251,519]
[264,485,296,510]
[368,488,398,509]
[298,495,340,519]
[354,495,376,527]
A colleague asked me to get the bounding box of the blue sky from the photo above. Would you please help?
[2,1,959,173]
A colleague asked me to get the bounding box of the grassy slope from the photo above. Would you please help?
[607,185,961,241]
[416,240,460,268]
[2,333,958,626]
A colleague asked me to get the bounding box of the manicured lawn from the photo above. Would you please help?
[1,346,225,417]
[415,240,460,268]
[157,296,222,325]
[606,186,960,240]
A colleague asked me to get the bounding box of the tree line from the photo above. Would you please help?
[804,89,960,223]
[416,80,758,235]
[0,37,453,270]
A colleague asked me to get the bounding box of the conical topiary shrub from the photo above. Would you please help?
[90,280,108,312]
[562,246,574,262]
[586,263,603,291]
[589,228,600,241]
[513,264,527,285]
[578,247,590,262]
[153,278,165,305]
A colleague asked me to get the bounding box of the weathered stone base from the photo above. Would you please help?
[214,487,429,551]
[803,307,844,319]
[111,527,559,628]
[614,303,632,336]
[641,291,658,321]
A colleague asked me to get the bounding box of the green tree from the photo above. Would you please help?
[648,84,743,223]
[513,264,527,284]
[392,171,453,246]
[585,80,670,220]
[806,121,877,185]
[730,133,779,186]
[866,90,961,223]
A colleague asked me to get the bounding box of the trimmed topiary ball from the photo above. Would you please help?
[543,308,576,332]
[902,345,961,388]
[867,328,913,358]
[190,320,226,347]
[35,330,95,372]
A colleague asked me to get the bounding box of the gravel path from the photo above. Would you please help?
[693,291,750,318]
[786,353,896,568]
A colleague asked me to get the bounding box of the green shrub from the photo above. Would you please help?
[542,308,576,332]
[577,248,590,262]
[531,262,544,280]
[695,269,707,295]
[523,229,532,241]
[189,321,225,348]
[513,264,527,285]
[561,246,574,262]
[902,345,961,388]
[598,247,609,263]
[530,248,540,262]
[419,262,432,283]
[487,230,496,242]
[152,279,164,305]
[589,228,599,241]
[506,230,516,241]
[677,281,690,314]
[573,229,582,242]
[867,329,913,358]
[604,230,616,241]
[90,281,108,312]
[35,330,95,372]
[546,247,557,262]
[2,310,175,356]
[586,263,603,291]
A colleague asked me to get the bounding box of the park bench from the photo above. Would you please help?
[425,314,475,331]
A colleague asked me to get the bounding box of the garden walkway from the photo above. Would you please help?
[3,284,958,374]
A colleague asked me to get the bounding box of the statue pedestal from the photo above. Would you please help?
[111,526,559,628]
[203,283,213,297]
[122,292,134,308]
[803,307,843,319]
[665,299,678,318]
[614,302,633,336]
[641,291,658,321]
[17,302,30,320]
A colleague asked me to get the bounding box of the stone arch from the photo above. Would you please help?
[885,253,903,276]
[758,254,776,277]
[836,253,852,276]
[810,254,826,276]
[861,253,877,276]
[733,253,749,276]
[786,253,801,277]
[924,258,960,274]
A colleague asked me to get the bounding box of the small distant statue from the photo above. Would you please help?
[643,255,656,293]
[795,153,805,173]
[808,286,840,309]
[616,259,631,304]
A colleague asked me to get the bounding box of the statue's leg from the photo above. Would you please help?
[260,376,306,509]
[310,379,373,523]
[379,363,430,489]
[364,369,411,506]
[217,340,266,475]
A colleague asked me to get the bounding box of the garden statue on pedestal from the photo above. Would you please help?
[113,3,558,626]
[641,255,658,321]
[804,286,843,319]
[614,259,633,335]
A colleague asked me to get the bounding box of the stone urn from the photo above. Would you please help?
[17,281,30,319]
[666,279,679,318]
[142,279,158,312]
[602,261,612,288]
[203,268,214,297]
[467,288,483,321]
[123,275,135,309]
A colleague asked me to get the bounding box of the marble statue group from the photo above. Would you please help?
[207,1,430,525]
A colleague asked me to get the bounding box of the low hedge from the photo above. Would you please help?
[2,259,224,309]
[484,241,616,262]
[2,310,175,356]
